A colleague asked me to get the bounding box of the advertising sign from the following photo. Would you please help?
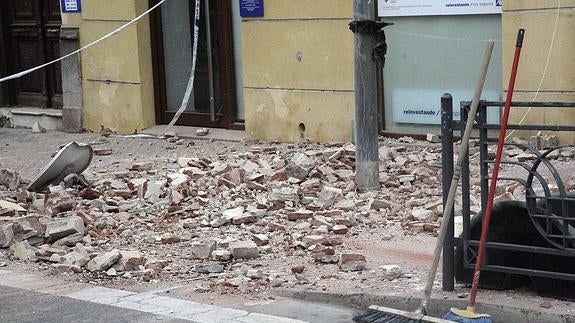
[379,0,502,17]
[392,88,501,124]
[61,0,82,13]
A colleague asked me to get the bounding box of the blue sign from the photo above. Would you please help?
[240,0,264,17]
[61,0,82,13]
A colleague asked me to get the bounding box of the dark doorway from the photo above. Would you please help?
[150,0,237,128]
[0,0,62,108]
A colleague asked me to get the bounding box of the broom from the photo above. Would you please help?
[354,40,495,323]
[444,29,525,323]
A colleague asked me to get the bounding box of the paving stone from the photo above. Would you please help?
[188,307,249,322]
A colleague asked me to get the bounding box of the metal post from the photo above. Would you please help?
[460,102,471,247]
[204,0,217,122]
[478,102,489,221]
[441,93,455,291]
[353,0,380,192]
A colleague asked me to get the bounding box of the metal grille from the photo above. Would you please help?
[441,97,575,296]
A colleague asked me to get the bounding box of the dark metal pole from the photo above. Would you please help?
[441,93,455,291]
[353,0,380,192]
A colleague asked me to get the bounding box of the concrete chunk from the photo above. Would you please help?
[286,153,315,180]
[212,249,232,262]
[45,216,84,242]
[0,169,20,190]
[0,224,14,248]
[191,241,216,259]
[63,243,90,267]
[229,241,259,259]
[119,250,144,271]
[11,241,37,261]
[194,262,224,274]
[338,254,367,272]
[86,249,121,272]
[382,265,402,280]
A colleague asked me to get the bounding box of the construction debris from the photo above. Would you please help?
[0,133,572,298]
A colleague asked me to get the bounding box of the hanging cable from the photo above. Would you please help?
[505,0,561,140]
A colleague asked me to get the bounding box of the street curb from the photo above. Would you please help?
[0,269,306,323]
[277,290,575,323]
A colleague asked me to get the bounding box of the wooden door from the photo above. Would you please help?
[151,0,237,128]
[1,0,62,108]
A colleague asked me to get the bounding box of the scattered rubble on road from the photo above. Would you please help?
[0,132,574,298]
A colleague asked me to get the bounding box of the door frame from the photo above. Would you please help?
[0,6,9,106]
[149,0,240,129]
[0,0,62,108]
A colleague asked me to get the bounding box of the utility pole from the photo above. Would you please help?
[351,0,383,192]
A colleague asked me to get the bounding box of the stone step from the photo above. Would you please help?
[0,107,62,131]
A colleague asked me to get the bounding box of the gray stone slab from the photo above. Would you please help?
[188,308,249,323]
[65,286,136,301]
[235,312,308,323]
[0,273,37,287]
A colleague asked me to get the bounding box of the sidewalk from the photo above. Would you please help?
[0,268,354,322]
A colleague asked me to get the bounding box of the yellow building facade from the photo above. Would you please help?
[503,0,575,142]
[54,0,574,143]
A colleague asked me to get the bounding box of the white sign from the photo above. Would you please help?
[379,0,502,17]
[392,88,501,124]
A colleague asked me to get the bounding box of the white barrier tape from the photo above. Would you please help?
[0,0,169,84]
[1,0,201,138]
[162,0,201,136]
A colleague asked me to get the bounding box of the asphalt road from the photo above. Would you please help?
[0,285,188,323]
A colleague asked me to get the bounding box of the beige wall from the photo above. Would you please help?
[503,0,575,143]
[61,0,155,134]
[242,0,355,143]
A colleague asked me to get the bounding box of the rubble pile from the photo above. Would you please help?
[0,134,574,295]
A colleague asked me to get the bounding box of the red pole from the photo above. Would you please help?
[468,29,525,308]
